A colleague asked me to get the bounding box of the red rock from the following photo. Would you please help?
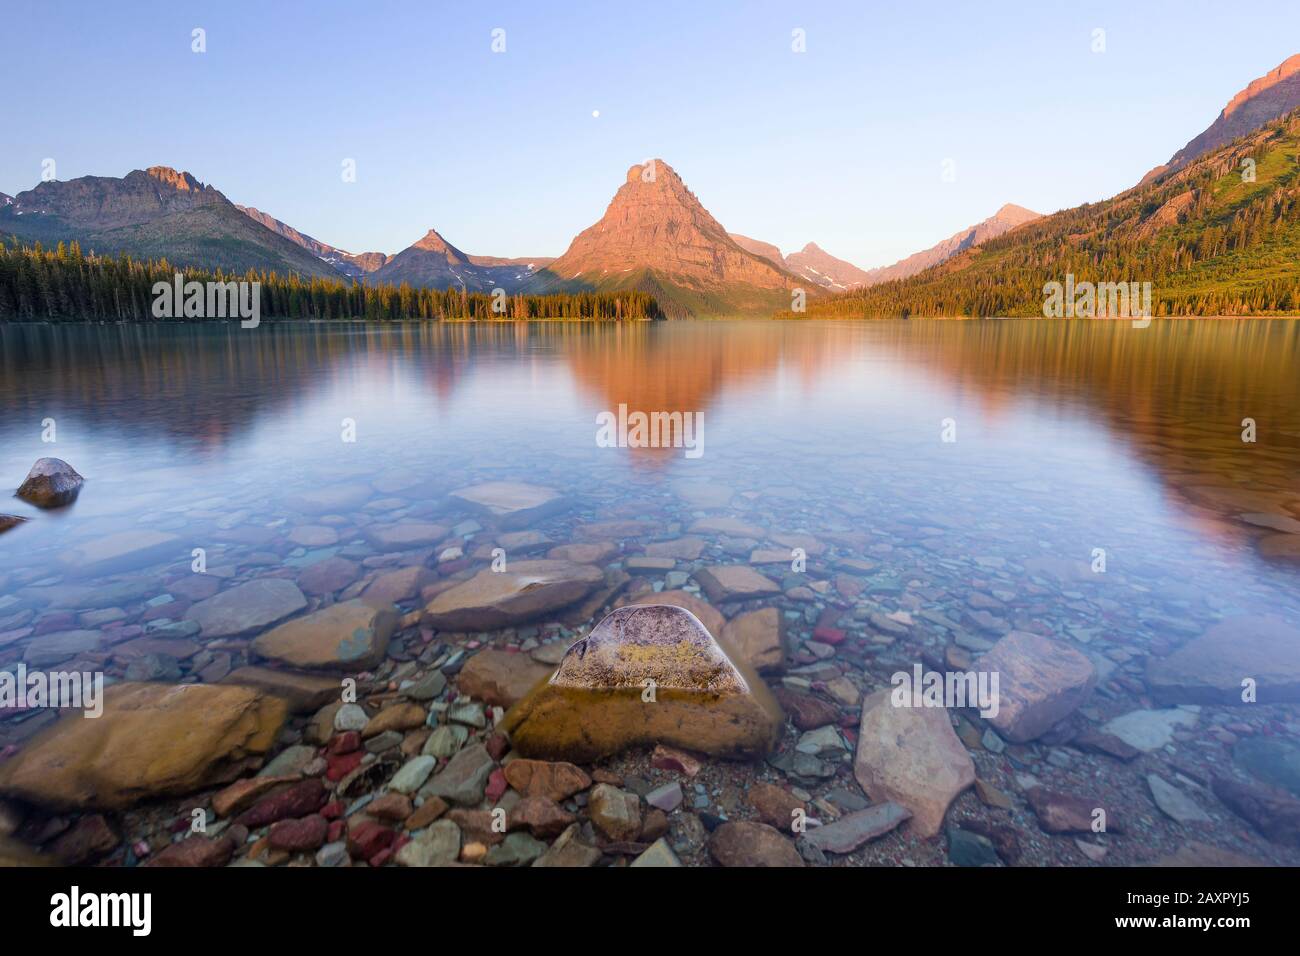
[145,834,234,867]
[485,768,508,803]
[485,732,510,761]
[320,800,345,820]
[236,778,327,828]
[650,744,702,777]
[327,731,361,755]
[268,814,328,851]
[346,820,396,860]
[813,626,846,646]
[327,819,346,843]
[326,750,364,782]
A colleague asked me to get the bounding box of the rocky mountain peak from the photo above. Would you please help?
[1141,53,1300,184]
[411,227,468,264]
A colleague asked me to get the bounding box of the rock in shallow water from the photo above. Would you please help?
[853,689,974,838]
[448,481,568,529]
[186,578,307,638]
[16,458,83,508]
[709,821,803,867]
[1146,615,1300,705]
[457,648,554,707]
[423,560,603,630]
[0,683,287,810]
[978,630,1096,742]
[502,604,783,763]
[251,598,396,671]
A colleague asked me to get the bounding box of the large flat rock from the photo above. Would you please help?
[58,529,183,576]
[853,688,974,838]
[422,560,602,630]
[252,599,396,672]
[0,683,287,810]
[186,578,307,639]
[693,565,780,603]
[502,604,783,762]
[978,630,1096,742]
[1146,615,1300,704]
[449,482,569,529]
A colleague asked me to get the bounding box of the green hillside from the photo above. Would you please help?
[792,108,1300,318]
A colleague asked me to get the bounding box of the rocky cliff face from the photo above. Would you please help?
[1141,53,1300,185]
[11,166,226,232]
[545,161,794,291]
[862,203,1040,286]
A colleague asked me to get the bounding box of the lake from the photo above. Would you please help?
[1,318,1299,866]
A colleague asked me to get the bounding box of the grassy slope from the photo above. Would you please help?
[794,109,1300,317]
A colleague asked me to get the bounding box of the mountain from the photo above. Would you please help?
[728,234,786,269]
[0,167,342,279]
[529,160,806,317]
[237,205,387,279]
[784,242,875,291]
[795,107,1300,317]
[728,235,873,291]
[1141,53,1300,186]
[369,228,553,292]
[861,204,1041,286]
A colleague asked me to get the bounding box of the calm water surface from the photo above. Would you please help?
[1,318,1298,861]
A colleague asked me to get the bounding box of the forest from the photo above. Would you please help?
[0,239,663,322]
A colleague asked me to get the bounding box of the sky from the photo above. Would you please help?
[6,0,1299,269]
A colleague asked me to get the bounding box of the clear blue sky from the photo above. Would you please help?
[6,0,1298,269]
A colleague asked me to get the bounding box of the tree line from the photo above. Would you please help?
[0,239,663,322]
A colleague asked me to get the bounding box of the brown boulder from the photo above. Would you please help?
[0,683,286,811]
[502,605,783,762]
